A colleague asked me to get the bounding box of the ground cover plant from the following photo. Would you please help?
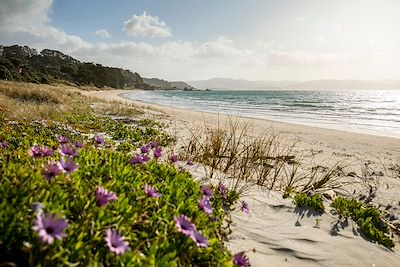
[330,197,395,249]
[293,192,325,213]
[0,82,249,266]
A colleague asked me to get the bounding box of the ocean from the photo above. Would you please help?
[122,90,400,138]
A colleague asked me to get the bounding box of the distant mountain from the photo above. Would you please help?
[187,78,277,90]
[143,78,195,90]
[0,44,153,89]
[187,78,400,90]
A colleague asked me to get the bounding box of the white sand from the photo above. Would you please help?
[84,89,400,266]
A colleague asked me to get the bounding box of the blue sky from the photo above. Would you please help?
[1,0,400,81]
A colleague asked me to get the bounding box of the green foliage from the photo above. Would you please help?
[330,197,394,249]
[294,192,325,213]
[0,115,233,266]
[0,45,154,89]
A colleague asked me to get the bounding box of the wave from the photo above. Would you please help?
[124,90,400,138]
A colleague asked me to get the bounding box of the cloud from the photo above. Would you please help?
[69,36,266,80]
[95,29,111,38]
[0,0,52,26]
[295,17,305,22]
[123,11,171,38]
[1,1,400,81]
[0,0,90,52]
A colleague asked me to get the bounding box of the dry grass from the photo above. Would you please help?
[0,81,145,122]
[93,101,143,117]
[180,116,356,195]
[0,81,61,104]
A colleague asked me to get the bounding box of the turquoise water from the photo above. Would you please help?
[123,90,400,138]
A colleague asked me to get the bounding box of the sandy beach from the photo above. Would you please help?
[84,89,400,266]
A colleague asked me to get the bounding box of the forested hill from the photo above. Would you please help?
[0,45,153,89]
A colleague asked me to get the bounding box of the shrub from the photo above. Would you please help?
[293,192,325,213]
[330,197,394,249]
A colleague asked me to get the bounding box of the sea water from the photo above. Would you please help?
[123,90,400,138]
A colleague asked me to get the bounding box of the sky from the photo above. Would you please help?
[1,0,400,81]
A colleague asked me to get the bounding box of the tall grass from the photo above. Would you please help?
[180,116,354,196]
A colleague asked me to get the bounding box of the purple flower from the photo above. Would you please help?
[57,158,78,174]
[105,229,130,255]
[57,136,69,144]
[29,145,42,157]
[149,141,158,148]
[186,159,194,166]
[233,252,250,267]
[74,141,84,148]
[40,146,54,157]
[32,213,69,245]
[142,155,150,163]
[129,154,145,165]
[0,141,9,148]
[170,155,178,163]
[94,135,105,145]
[174,214,196,237]
[153,147,162,158]
[59,145,77,158]
[140,145,150,154]
[201,185,213,198]
[144,184,161,198]
[240,201,250,214]
[218,182,228,200]
[199,196,213,215]
[191,230,208,248]
[95,186,117,207]
[42,162,61,181]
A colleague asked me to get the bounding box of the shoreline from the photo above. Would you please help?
[121,90,400,139]
[83,88,400,266]
[83,90,400,157]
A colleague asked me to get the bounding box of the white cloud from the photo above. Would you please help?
[0,0,90,52]
[295,17,305,22]
[1,1,400,81]
[0,0,52,26]
[123,11,171,38]
[95,29,111,38]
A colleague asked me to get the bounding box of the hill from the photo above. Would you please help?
[143,77,195,90]
[0,45,153,89]
[188,77,400,90]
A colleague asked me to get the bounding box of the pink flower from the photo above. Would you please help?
[199,196,213,215]
[59,145,77,157]
[32,213,69,244]
[201,185,213,198]
[240,201,250,214]
[170,155,178,163]
[144,184,161,198]
[39,146,54,157]
[153,147,162,158]
[57,158,78,174]
[129,154,145,165]
[57,136,69,144]
[95,186,117,207]
[174,214,196,237]
[149,141,158,148]
[42,161,61,181]
[105,229,130,255]
[191,230,208,248]
[29,145,42,157]
[94,136,105,145]
[233,252,250,267]
[140,145,150,154]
